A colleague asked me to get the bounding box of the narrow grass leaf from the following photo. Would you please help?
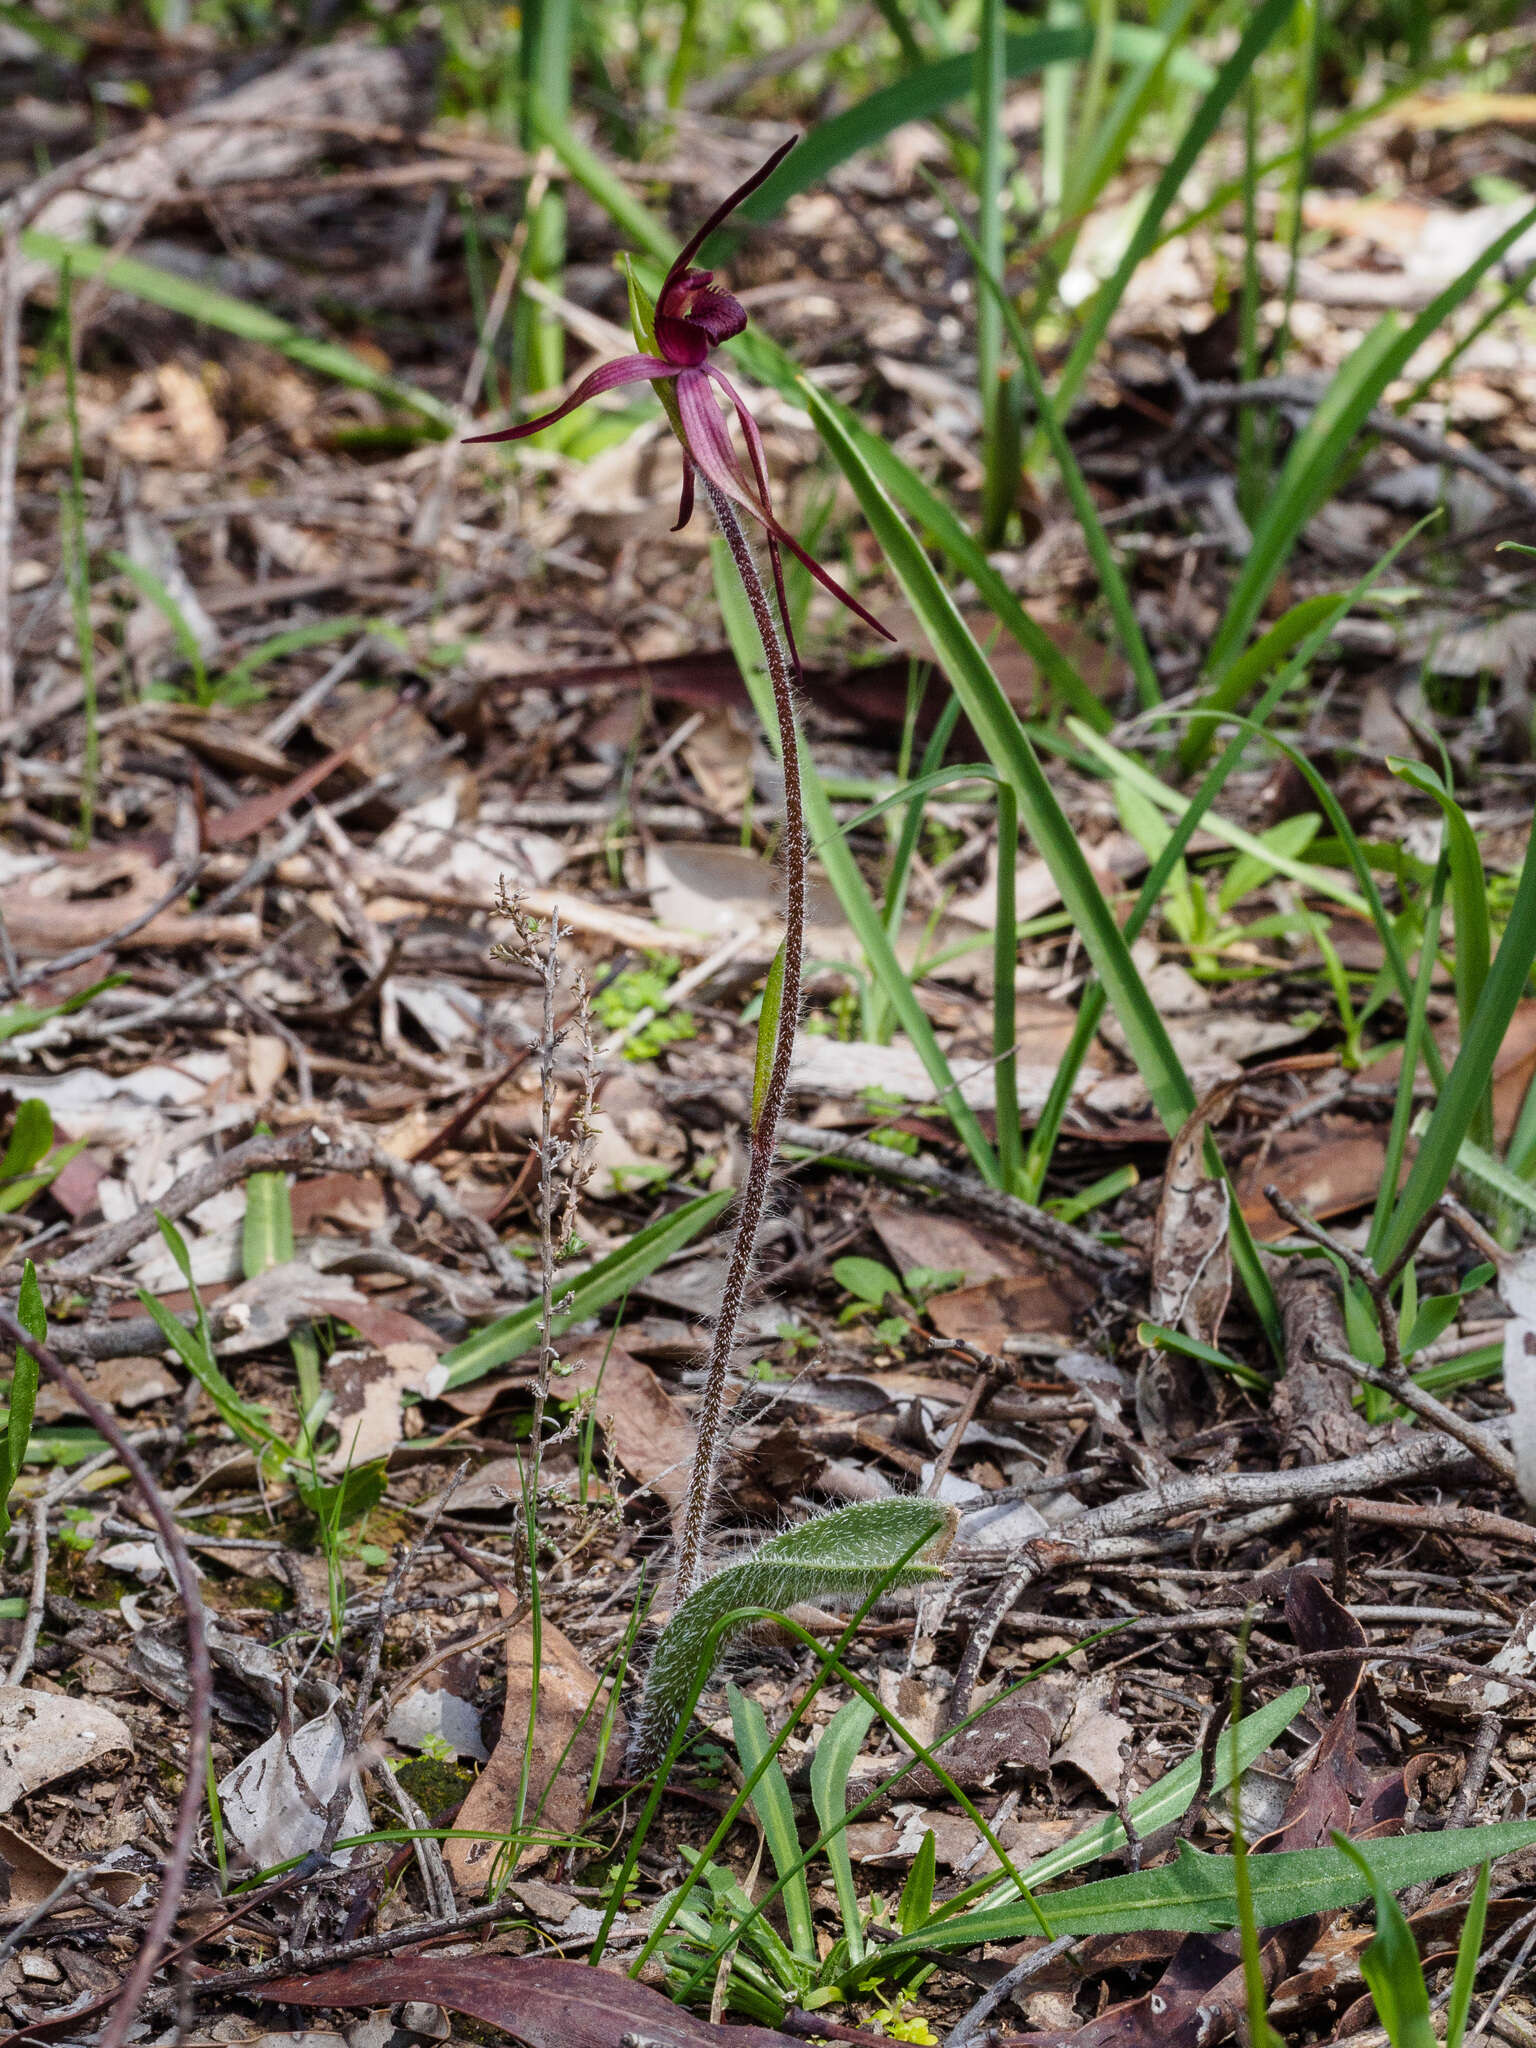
[1447,1862,1490,2048]
[752,946,787,1129]
[939,189,1159,706]
[1332,1834,1436,2048]
[810,1695,876,1964]
[0,1262,44,1540]
[1052,0,1297,425]
[802,381,1191,1130]
[441,1189,732,1389]
[1389,758,1491,1096]
[872,1821,1536,1958]
[730,1687,817,1965]
[242,1157,295,1281]
[1188,200,1536,764]
[22,231,453,426]
[1380,821,1536,1268]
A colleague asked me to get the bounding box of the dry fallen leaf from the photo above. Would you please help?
[0,1822,139,1915]
[446,1597,624,1888]
[1051,1681,1137,1804]
[263,1954,798,2048]
[559,1335,694,1515]
[1149,1079,1239,1347]
[0,1689,134,1814]
[323,1342,447,1470]
[217,1710,370,1870]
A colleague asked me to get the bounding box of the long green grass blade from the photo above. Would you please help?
[441,1190,732,1388]
[868,1821,1536,1960]
[1379,823,1536,1268]
[731,26,1092,231]
[1446,1862,1490,2048]
[1367,853,1447,1262]
[803,380,1189,1128]
[730,1687,817,1965]
[802,379,1282,1352]
[1,1263,44,1540]
[23,232,453,426]
[1186,199,1536,765]
[1052,0,1297,426]
[1389,757,1491,1046]
[937,186,1159,707]
[810,1695,877,1965]
[1022,546,1413,1205]
[1332,1835,1436,2048]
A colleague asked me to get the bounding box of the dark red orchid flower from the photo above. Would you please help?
[466,138,892,649]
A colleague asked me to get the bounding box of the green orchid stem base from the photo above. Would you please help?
[672,480,805,1606]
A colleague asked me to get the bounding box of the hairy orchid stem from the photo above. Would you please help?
[673,481,804,1605]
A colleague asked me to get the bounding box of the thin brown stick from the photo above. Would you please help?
[41,1127,325,1283]
[1312,1337,1518,1486]
[11,856,208,990]
[1330,1496,1536,1549]
[947,1430,1474,1726]
[0,1305,209,2048]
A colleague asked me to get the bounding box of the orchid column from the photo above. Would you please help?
[468,139,891,1605]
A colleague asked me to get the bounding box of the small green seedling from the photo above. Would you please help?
[592,954,696,1060]
[0,1100,87,1216]
[832,1257,964,1341]
[1332,1835,1489,2048]
[298,1455,390,1650]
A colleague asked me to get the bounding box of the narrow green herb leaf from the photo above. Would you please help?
[810,1694,877,1964]
[0,1101,53,1184]
[242,1149,296,1283]
[753,945,787,1129]
[0,1262,44,1540]
[1380,819,1536,1267]
[899,1828,938,1935]
[873,1821,1536,1958]
[730,1686,818,1965]
[1446,1862,1490,2048]
[1332,1834,1436,2048]
[441,1190,732,1389]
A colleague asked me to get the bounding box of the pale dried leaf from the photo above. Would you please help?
[0,1689,134,1814]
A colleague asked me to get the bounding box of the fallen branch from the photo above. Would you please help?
[947,1429,1479,1725]
[779,1120,1136,1273]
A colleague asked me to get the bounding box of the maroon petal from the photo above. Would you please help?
[463,354,676,443]
[655,315,709,369]
[657,266,715,312]
[697,367,802,673]
[672,455,696,533]
[684,367,894,644]
[663,137,799,294]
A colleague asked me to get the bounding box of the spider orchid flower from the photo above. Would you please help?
[466,137,892,648]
